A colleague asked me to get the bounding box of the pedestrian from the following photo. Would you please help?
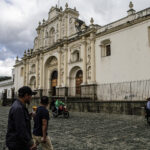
[6,86,37,150]
[146,97,150,110]
[33,96,54,150]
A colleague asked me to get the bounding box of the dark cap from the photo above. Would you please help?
[18,86,37,98]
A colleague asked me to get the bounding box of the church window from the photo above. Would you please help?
[49,28,55,45]
[101,39,111,57]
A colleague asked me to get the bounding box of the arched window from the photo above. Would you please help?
[49,28,55,45]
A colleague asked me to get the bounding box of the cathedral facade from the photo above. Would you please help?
[14,2,150,100]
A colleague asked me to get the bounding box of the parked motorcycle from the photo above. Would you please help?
[52,105,69,118]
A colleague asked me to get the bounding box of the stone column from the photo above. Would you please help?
[58,47,61,87]
[64,44,68,86]
[36,55,39,89]
[82,36,87,84]
[23,60,26,85]
[59,17,61,40]
[26,59,29,86]
[40,54,43,89]
[65,15,68,37]
[90,33,96,83]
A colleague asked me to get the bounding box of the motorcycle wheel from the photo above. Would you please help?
[63,111,69,118]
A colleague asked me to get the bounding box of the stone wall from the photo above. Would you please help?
[66,101,146,116]
[30,97,146,116]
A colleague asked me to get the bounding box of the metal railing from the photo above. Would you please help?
[97,80,150,101]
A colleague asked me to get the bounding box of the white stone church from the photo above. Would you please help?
[14,2,150,101]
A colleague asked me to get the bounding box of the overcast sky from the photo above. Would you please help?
[0,0,150,76]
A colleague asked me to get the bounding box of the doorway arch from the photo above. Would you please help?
[51,70,58,96]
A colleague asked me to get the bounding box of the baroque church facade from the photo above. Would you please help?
[14,2,150,100]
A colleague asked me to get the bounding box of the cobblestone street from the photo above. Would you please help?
[1,106,150,150]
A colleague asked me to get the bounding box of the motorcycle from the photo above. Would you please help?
[52,105,69,118]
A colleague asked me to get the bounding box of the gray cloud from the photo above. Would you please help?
[0,0,150,75]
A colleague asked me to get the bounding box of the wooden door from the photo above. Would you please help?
[76,70,83,95]
[51,71,58,96]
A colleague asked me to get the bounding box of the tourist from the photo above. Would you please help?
[33,96,53,150]
[6,86,37,150]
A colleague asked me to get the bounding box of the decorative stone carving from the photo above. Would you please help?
[87,45,91,65]
[48,57,57,67]
[65,3,68,8]
[129,1,133,9]
[90,17,94,25]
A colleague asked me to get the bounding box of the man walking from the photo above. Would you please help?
[6,86,37,150]
[33,96,54,150]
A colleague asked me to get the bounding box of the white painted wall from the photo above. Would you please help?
[14,65,24,92]
[0,80,14,99]
[95,19,150,84]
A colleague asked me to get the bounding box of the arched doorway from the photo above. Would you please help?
[76,70,83,95]
[51,71,58,96]
[44,56,58,90]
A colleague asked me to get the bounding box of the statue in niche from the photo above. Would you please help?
[87,55,91,64]
[61,71,64,84]
[87,46,91,64]
[71,50,80,62]
[30,64,36,74]
[87,66,91,80]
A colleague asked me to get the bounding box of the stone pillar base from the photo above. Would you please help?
[56,87,68,97]
[81,84,97,100]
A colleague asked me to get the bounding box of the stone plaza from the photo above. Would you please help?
[0,106,150,150]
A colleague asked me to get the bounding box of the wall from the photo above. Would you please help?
[14,65,24,92]
[0,80,14,99]
[66,101,146,116]
[95,19,150,84]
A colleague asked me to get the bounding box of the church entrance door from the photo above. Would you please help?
[75,70,83,95]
